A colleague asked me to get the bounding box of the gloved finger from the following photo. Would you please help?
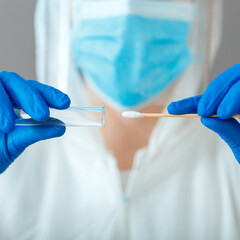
[7,125,66,161]
[0,81,15,133]
[0,71,49,121]
[0,132,12,173]
[198,64,240,117]
[201,117,240,163]
[216,80,240,119]
[28,80,71,110]
[167,95,202,114]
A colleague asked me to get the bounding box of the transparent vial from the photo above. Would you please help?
[14,107,105,127]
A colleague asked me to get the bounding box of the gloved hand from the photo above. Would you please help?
[168,64,240,164]
[0,71,71,174]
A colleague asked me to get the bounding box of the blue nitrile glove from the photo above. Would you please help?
[168,64,240,163]
[0,71,71,174]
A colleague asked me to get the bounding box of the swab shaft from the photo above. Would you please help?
[143,113,240,118]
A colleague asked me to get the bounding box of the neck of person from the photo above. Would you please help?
[86,83,174,171]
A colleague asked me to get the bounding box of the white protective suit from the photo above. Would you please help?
[1,0,240,239]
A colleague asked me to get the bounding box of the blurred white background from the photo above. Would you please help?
[0,0,240,81]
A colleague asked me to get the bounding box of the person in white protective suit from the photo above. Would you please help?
[1,0,240,239]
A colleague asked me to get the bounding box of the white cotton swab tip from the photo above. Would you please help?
[122,111,144,119]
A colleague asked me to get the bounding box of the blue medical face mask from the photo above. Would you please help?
[71,1,195,109]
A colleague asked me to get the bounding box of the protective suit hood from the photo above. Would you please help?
[34,0,224,106]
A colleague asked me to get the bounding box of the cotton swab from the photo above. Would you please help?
[122,111,240,119]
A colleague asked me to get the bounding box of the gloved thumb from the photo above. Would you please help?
[7,125,66,161]
[201,117,240,163]
[168,95,202,114]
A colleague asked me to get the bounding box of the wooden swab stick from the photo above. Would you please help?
[122,111,240,119]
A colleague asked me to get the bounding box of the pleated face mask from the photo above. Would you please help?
[71,0,195,110]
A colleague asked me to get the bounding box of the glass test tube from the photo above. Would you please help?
[15,107,105,127]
